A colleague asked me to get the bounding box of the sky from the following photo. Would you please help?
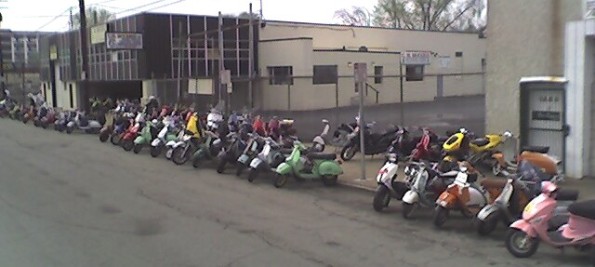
[0,0,377,32]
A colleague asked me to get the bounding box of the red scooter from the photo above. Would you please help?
[120,121,141,152]
[409,128,443,162]
[506,181,595,264]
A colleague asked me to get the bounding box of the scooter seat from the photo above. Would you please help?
[480,178,508,189]
[555,189,579,201]
[307,153,337,160]
[471,138,490,147]
[567,200,595,220]
[521,146,549,154]
[279,148,293,155]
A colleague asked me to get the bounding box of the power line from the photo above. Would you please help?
[139,0,188,13]
[35,7,73,31]
[113,0,170,16]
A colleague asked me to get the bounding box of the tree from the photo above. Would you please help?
[71,7,114,28]
[334,6,373,26]
[335,0,486,32]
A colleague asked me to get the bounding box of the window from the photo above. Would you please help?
[267,66,293,85]
[374,66,383,84]
[455,51,463,57]
[406,65,424,81]
[313,65,338,85]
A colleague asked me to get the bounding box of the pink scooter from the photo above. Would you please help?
[505,181,595,265]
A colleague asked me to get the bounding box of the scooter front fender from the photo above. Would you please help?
[436,191,457,209]
[171,141,186,149]
[134,136,146,145]
[89,120,101,128]
[275,162,293,176]
[376,162,398,184]
[66,121,75,128]
[477,204,501,221]
[509,219,537,238]
[317,161,343,176]
[402,190,419,204]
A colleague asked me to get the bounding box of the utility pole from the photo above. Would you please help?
[176,21,183,101]
[218,12,225,113]
[399,59,404,126]
[78,0,90,112]
[0,11,5,98]
[69,7,74,30]
[248,3,254,108]
[354,62,367,180]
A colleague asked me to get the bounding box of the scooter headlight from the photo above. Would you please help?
[387,153,398,163]
[404,166,411,176]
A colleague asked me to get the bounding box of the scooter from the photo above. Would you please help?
[466,131,513,168]
[170,113,202,165]
[372,144,409,212]
[492,145,564,182]
[236,134,265,177]
[120,121,142,152]
[247,137,292,183]
[312,119,331,152]
[65,111,102,134]
[216,132,249,174]
[150,117,179,158]
[401,162,457,219]
[475,160,578,236]
[133,119,160,154]
[274,140,343,188]
[433,163,488,228]
[191,130,223,168]
[505,181,595,264]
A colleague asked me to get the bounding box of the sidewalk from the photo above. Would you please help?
[336,154,595,200]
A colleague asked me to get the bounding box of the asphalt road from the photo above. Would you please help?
[0,119,590,267]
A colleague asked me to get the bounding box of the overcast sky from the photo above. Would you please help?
[1,0,377,32]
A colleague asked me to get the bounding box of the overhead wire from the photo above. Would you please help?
[35,7,74,31]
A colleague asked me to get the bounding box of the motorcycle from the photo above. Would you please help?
[401,162,457,219]
[466,131,513,168]
[372,144,409,212]
[340,122,399,161]
[433,162,487,228]
[505,181,595,264]
[170,113,203,165]
[110,114,134,146]
[274,140,343,188]
[475,160,578,236]
[247,137,292,183]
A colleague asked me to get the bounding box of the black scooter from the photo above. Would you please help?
[340,124,400,161]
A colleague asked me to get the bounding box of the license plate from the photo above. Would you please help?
[238,154,249,164]
[250,158,262,168]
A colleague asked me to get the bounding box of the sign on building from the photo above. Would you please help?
[586,0,595,19]
[106,32,143,50]
[91,24,108,44]
[401,51,432,65]
[49,45,58,60]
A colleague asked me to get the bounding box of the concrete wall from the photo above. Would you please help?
[257,21,486,111]
[485,0,582,135]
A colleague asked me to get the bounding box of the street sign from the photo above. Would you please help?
[220,69,231,85]
[401,51,432,65]
[354,63,368,83]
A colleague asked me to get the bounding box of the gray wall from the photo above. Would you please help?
[485,0,582,134]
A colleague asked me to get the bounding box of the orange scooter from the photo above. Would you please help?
[492,146,563,182]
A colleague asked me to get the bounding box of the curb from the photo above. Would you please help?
[337,180,376,193]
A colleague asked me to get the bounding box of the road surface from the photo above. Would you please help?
[0,119,589,267]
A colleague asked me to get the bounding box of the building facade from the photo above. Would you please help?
[1,30,51,102]
[256,21,487,111]
[485,0,595,179]
[39,13,258,111]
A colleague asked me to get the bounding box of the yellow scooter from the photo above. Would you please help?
[440,129,511,172]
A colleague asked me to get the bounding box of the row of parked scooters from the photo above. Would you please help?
[2,100,594,265]
[368,126,595,264]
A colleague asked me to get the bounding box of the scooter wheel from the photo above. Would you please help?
[150,146,161,158]
[235,165,245,177]
[99,131,109,142]
[247,169,258,183]
[340,146,356,161]
[66,127,73,134]
[122,140,134,151]
[505,229,539,258]
[373,185,391,212]
[192,157,202,168]
[476,213,499,236]
[172,147,189,165]
[321,175,338,186]
[401,202,416,219]
[110,134,121,146]
[133,144,143,154]
[273,174,288,188]
[216,160,226,174]
[433,206,449,228]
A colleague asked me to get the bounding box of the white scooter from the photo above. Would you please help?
[372,144,409,212]
[150,117,177,158]
[401,162,458,219]
[66,110,102,134]
[312,119,330,152]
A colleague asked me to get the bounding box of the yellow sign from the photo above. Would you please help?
[49,45,58,60]
[91,24,107,44]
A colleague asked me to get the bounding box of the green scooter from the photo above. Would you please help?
[191,130,223,168]
[133,120,159,154]
[274,140,343,188]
